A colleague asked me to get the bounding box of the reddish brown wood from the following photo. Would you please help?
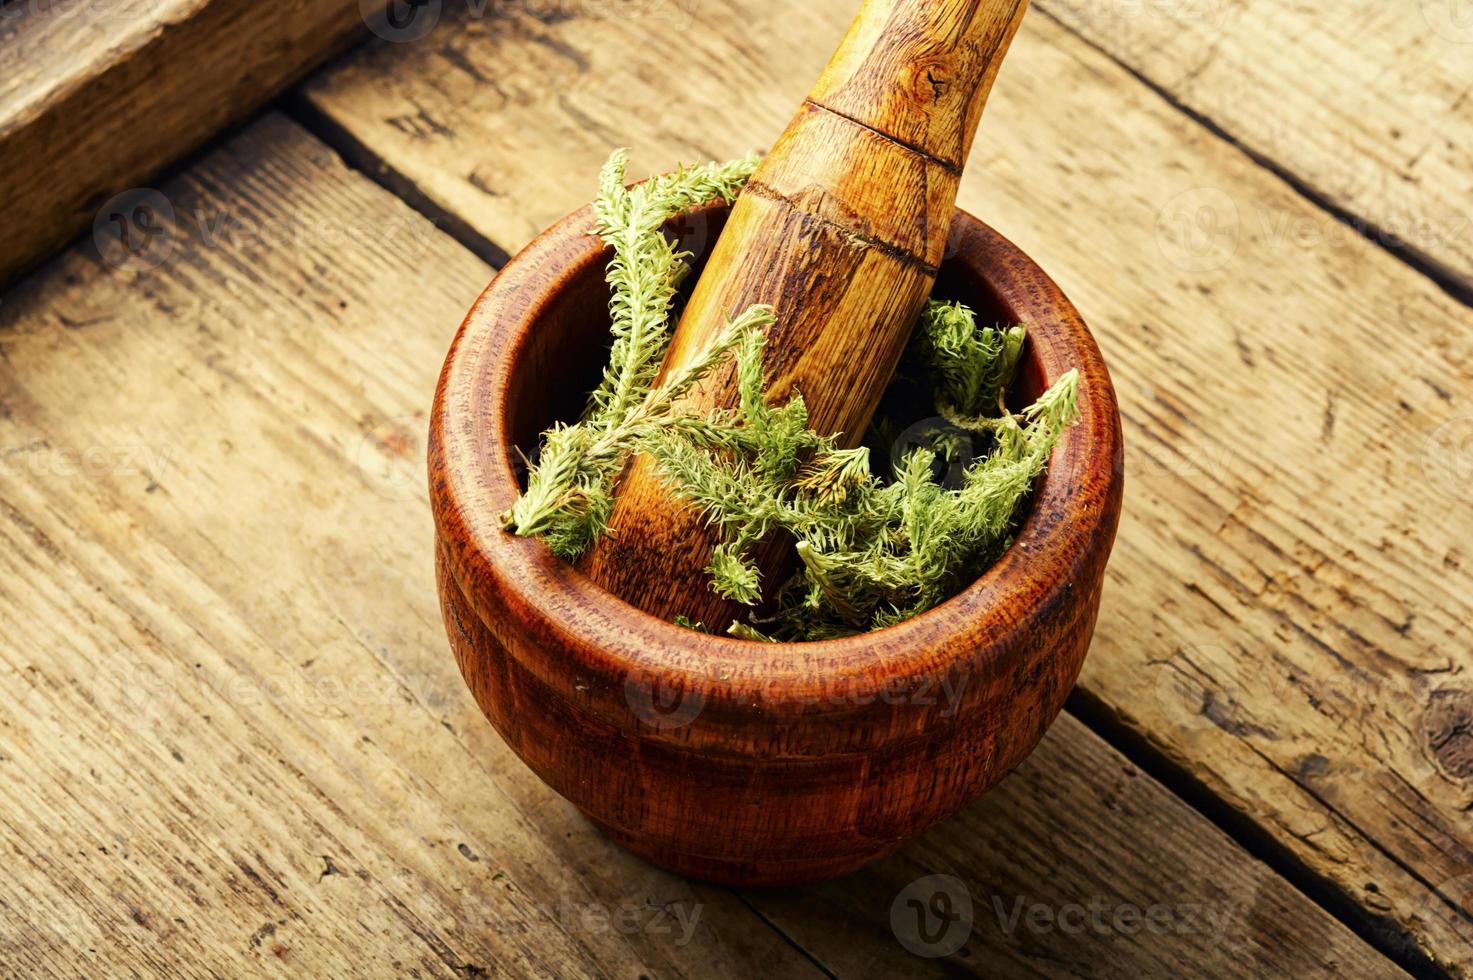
[580,0,1030,628]
[429,199,1124,886]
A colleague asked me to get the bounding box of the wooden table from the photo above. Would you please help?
[2,1,1470,976]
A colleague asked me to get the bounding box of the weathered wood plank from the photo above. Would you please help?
[297,2,1473,973]
[0,0,370,287]
[1033,0,1473,292]
[0,107,1400,977]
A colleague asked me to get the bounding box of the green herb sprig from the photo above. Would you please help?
[503,151,1080,641]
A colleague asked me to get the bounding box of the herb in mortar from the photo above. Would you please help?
[503,151,1080,641]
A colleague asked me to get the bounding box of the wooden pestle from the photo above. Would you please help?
[579,0,1030,629]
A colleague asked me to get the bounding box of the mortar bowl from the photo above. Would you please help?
[429,199,1124,886]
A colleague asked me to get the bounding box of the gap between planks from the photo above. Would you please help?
[287,5,1473,972]
[1030,5,1473,310]
[0,110,1411,979]
[280,88,1451,980]
[284,63,1461,978]
[286,93,514,271]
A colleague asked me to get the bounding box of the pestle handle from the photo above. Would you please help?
[809,0,1028,171]
[580,0,1029,629]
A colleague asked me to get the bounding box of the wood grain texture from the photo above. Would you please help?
[753,712,1410,979]
[0,103,1394,980]
[808,0,1028,168]
[1034,0,1473,293]
[0,113,815,978]
[584,0,1028,626]
[432,198,1123,884]
[299,2,1473,972]
[0,0,369,287]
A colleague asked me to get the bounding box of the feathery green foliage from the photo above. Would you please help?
[502,151,1082,641]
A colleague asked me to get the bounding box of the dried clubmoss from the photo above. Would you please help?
[503,151,1080,641]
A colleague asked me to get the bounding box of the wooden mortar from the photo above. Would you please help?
[429,201,1124,885]
[580,0,1030,629]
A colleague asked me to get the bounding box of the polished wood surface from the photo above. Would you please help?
[580,0,1029,627]
[430,198,1123,884]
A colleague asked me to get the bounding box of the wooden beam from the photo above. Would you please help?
[0,0,372,287]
